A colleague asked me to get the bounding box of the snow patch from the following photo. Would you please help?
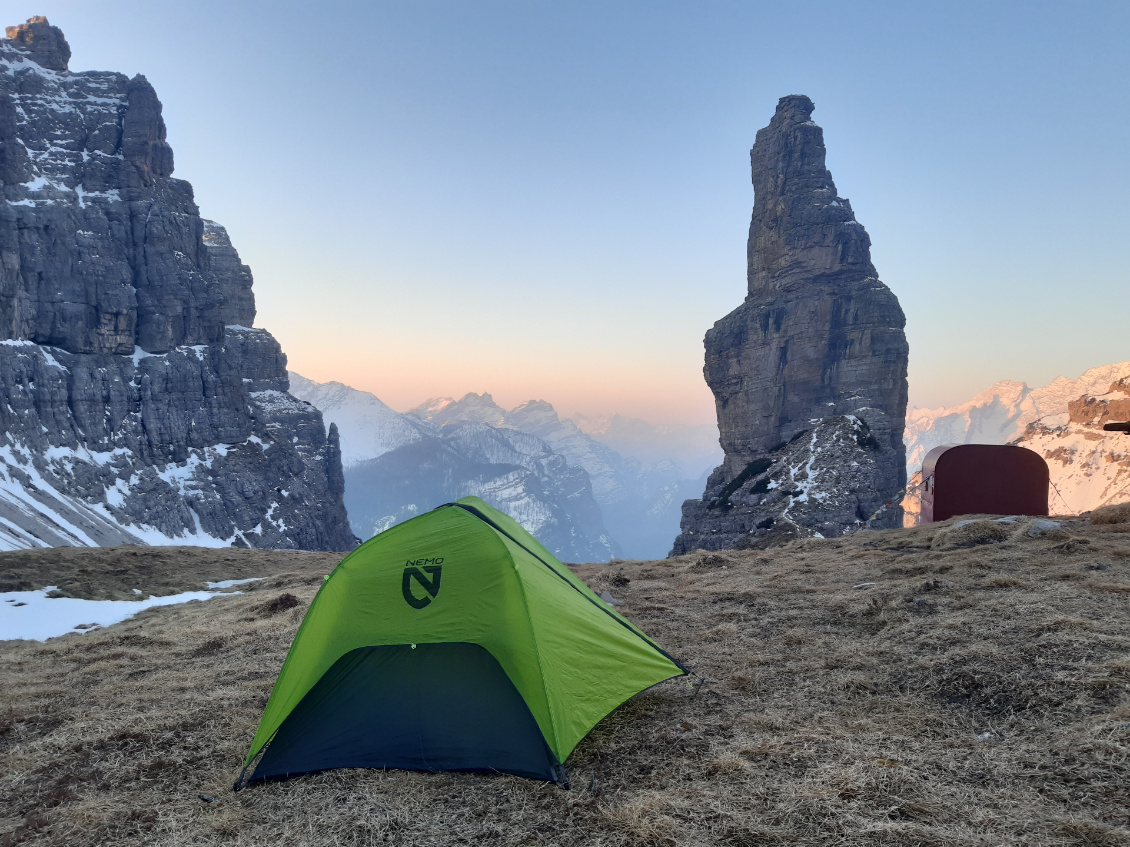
[1,584,248,641]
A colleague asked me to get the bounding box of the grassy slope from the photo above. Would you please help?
[0,546,344,601]
[2,509,1130,846]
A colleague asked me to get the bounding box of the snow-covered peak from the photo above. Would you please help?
[571,413,613,436]
[408,392,507,427]
[909,380,1030,423]
[905,361,1130,476]
[1009,377,1130,515]
[1028,362,1130,415]
[287,372,432,468]
[414,397,453,415]
[298,374,726,559]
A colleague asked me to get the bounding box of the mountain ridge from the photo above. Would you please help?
[903,361,1130,523]
[288,377,618,561]
[410,392,710,558]
[292,378,714,559]
[287,372,431,467]
[905,360,1130,478]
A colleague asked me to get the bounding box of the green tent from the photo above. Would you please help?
[236,497,686,787]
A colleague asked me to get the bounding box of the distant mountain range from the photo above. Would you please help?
[904,361,1130,520]
[1017,375,1130,514]
[289,375,720,561]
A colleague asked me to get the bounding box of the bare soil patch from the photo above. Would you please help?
[3,512,1130,845]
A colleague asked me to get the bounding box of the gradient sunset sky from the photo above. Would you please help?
[25,1,1129,425]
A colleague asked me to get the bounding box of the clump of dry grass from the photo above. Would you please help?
[258,593,303,615]
[1088,503,1130,525]
[932,519,1013,548]
[2,515,1130,845]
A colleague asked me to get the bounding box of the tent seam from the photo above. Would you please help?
[244,571,338,765]
[450,502,689,673]
[505,539,565,771]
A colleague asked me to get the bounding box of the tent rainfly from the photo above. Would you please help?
[235,497,688,788]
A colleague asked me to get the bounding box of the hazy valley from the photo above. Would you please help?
[288,374,718,561]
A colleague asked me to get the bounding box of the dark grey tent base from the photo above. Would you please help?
[247,643,560,785]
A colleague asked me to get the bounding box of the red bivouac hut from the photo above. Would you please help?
[921,444,1049,523]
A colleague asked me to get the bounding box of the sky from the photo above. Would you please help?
[22,1,1130,425]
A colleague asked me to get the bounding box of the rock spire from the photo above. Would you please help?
[671,95,909,552]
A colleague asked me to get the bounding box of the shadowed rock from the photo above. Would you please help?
[122,75,175,185]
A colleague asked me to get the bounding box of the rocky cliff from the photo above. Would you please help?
[672,95,909,553]
[0,18,356,551]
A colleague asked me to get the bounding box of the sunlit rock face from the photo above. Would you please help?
[904,361,1130,479]
[672,95,908,553]
[0,18,356,551]
[993,375,1129,518]
[1028,377,1130,513]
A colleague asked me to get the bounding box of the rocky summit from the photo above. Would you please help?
[0,18,356,550]
[672,95,908,553]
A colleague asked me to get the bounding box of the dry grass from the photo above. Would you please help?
[0,546,344,600]
[3,515,1130,845]
[1087,503,1130,526]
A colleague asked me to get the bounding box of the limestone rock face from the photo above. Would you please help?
[0,19,356,551]
[672,95,908,553]
[675,415,899,550]
[1067,377,1130,429]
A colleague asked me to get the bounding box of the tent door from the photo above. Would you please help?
[249,643,559,784]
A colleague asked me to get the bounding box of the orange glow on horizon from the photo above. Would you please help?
[288,352,719,427]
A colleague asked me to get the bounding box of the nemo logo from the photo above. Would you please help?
[402,558,443,609]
